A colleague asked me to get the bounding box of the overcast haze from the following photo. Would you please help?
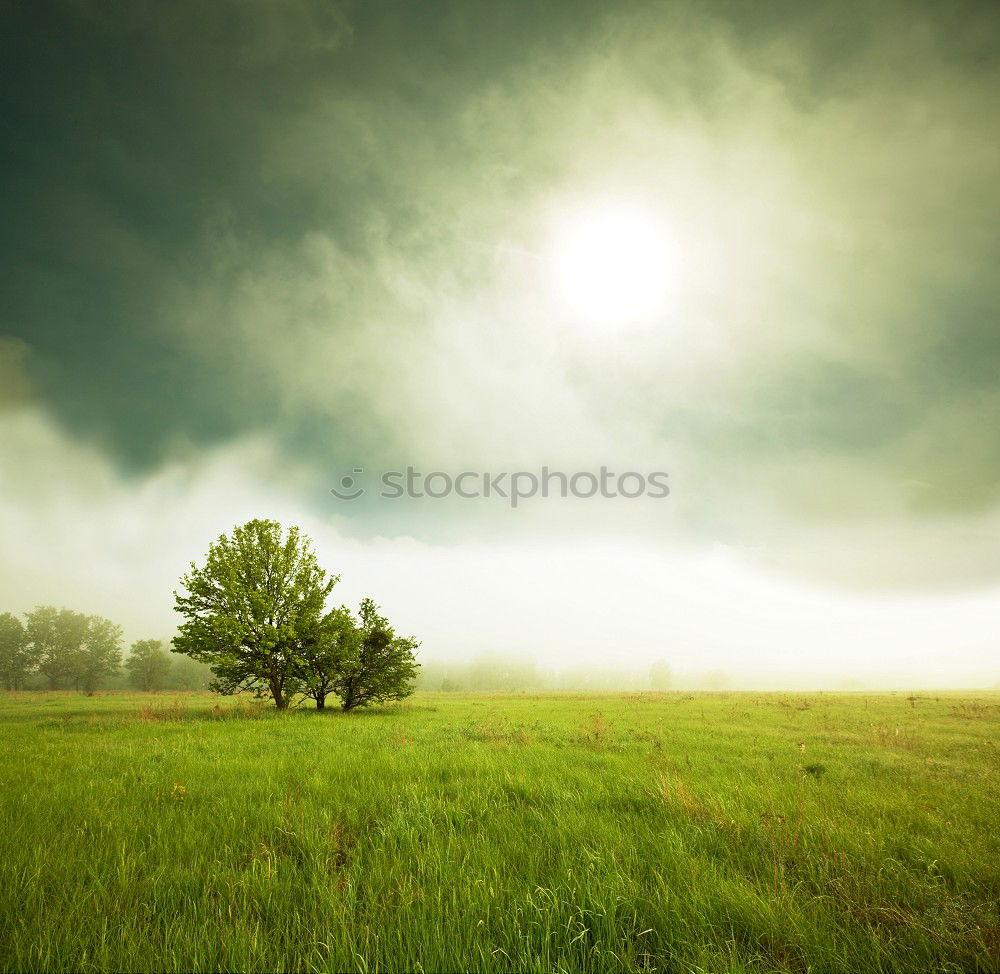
[2,0,998,687]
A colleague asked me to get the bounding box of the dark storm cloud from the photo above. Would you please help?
[2,0,999,583]
[0,0,604,467]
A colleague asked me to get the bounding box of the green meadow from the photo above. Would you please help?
[1,691,997,973]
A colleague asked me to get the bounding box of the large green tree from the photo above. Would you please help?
[0,613,33,690]
[126,639,173,691]
[172,519,337,710]
[326,598,419,712]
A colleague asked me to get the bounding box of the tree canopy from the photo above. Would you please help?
[172,519,337,709]
[0,606,205,692]
[325,598,420,712]
[172,520,420,711]
[20,608,121,691]
[0,612,31,690]
[78,616,123,693]
[295,605,357,710]
[2,520,421,708]
[28,607,89,690]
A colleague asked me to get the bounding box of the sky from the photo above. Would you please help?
[1,0,998,687]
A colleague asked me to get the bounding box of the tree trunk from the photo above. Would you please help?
[315,692,326,710]
[268,668,289,710]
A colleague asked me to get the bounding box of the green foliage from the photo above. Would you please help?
[326,598,419,711]
[295,606,356,709]
[78,616,123,693]
[26,606,89,690]
[166,654,214,691]
[172,522,418,711]
[0,612,30,690]
[3,608,121,692]
[172,520,337,709]
[3,521,419,711]
[126,639,173,691]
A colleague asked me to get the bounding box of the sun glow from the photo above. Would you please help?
[549,201,677,327]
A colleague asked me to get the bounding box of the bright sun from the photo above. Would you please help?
[550,201,676,327]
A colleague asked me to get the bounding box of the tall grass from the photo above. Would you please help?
[1,691,997,972]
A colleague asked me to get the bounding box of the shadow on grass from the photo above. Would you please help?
[291,701,439,718]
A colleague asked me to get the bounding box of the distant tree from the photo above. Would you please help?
[649,659,673,691]
[77,616,123,693]
[296,606,356,709]
[0,612,33,690]
[26,607,88,690]
[172,519,336,710]
[126,638,172,691]
[330,598,419,712]
[168,654,213,691]
[468,655,544,692]
[412,661,464,692]
[699,670,730,691]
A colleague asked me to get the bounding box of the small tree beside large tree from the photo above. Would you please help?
[296,606,356,710]
[325,598,420,712]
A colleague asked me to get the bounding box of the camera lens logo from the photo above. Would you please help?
[330,468,365,500]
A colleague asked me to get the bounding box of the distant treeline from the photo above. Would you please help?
[0,607,212,692]
[413,660,910,693]
[414,657,693,693]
